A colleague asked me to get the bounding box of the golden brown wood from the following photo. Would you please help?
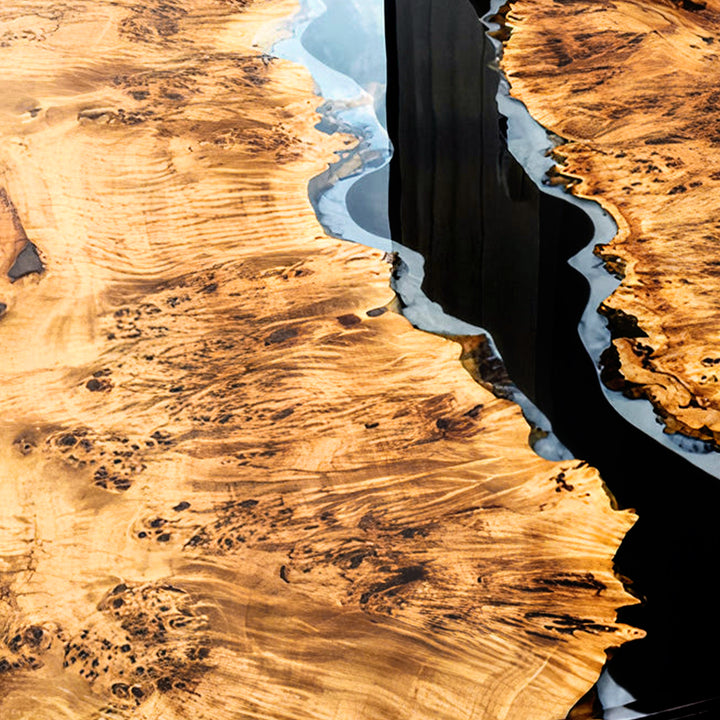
[0,1,638,718]
[501,0,720,446]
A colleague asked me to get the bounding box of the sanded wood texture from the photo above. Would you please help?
[0,1,639,718]
[500,0,720,446]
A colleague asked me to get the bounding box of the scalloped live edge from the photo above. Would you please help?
[502,0,720,448]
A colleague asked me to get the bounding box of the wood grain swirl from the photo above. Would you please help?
[0,1,638,718]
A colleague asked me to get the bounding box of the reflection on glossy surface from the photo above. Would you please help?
[274,0,392,249]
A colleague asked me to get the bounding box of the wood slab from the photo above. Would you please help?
[0,1,639,718]
[501,0,720,446]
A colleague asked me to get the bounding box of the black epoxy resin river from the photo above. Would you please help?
[385,0,720,717]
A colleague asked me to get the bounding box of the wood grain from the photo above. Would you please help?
[500,0,720,447]
[0,1,638,718]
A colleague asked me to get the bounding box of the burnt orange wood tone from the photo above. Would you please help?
[0,1,638,718]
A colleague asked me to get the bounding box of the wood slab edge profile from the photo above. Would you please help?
[501,0,720,449]
[0,1,639,718]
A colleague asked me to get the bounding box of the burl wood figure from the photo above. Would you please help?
[0,1,639,719]
[501,0,720,448]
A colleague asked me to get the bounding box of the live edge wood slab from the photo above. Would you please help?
[0,1,638,718]
[501,0,720,447]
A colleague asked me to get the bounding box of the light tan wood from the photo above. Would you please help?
[501,0,720,446]
[0,1,639,718]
